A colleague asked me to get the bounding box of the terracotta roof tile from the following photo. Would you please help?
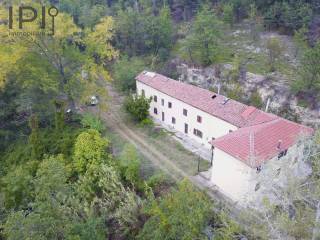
[211,119,314,167]
[136,71,277,127]
[136,71,314,167]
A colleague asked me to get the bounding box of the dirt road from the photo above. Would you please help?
[89,83,263,230]
[92,83,196,182]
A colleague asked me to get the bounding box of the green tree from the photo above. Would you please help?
[76,163,126,213]
[124,94,151,122]
[226,84,244,102]
[67,216,106,240]
[115,7,145,56]
[78,4,108,29]
[73,129,110,174]
[3,156,73,240]
[292,41,320,106]
[293,27,309,58]
[113,56,145,92]
[81,113,106,133]
[54,100,66,133]
[266,37,284,72]
[29,115,41,160]
[222,3,234,27]
[248,3,262,41]
[1,3,117,112]
[263,1,312,33]
[115,5,173,56]
[144,6,173,55]
[138,180,212,240]
[1,166,33,210]
[119,144,142,188]
[249,90,263,109]
[183,5,223,66]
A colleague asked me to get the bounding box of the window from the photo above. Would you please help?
[172,117,176,124]
[229,130,233,133]
[197,115,202,123]
[153,108,158,115]
[162,112,165,121]
[168,102,172,108]
[141,89,145,96]
[193,128,203,138]
[161,99,164,106]
[184,123,188,134]
[153,95,157,102]
[183,109,187,116]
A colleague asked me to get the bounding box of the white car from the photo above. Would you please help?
[90,96,99,106]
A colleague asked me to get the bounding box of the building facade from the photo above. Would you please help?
[136,79,237,149]
[136,71,313,202]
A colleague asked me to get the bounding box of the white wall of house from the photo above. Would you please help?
[210,148,255,201]
[210,144,303,202]
[136,81,238,148]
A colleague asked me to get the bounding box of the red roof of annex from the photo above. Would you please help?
[136,71,314,167]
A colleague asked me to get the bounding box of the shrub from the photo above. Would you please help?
[124,94,151,122]
[73,129,110,174]
[146,173,174,196]
[81,113,106,133]
[138,118,154,128]
[249,90,263,109]
[118,144,142,189]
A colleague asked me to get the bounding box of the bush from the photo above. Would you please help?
[81,113,106,133]
[226,84,244,102]
[118,144,142,189]
[249,90,263,109]
[146,173,174,196]
[73,129,110,174]
[138,118,154,128]
[124,94,151,122]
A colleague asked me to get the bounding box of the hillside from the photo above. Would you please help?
[0,0,320,239]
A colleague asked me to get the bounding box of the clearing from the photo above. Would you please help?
[90,82,210,182]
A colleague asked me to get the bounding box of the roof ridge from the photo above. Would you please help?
[136,71,310,129]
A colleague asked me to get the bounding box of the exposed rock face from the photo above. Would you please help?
[176,63,320,128]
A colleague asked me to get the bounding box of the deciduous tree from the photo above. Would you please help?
[73,129,110,174]
[182,5,223,66]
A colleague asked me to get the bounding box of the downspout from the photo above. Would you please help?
[210,146,214,166]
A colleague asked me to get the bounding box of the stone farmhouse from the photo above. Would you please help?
[135,71,314,201]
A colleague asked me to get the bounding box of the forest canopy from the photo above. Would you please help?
[0,0,320,239]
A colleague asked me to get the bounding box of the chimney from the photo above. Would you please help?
[277,140,282,150]
[265,98,271,112]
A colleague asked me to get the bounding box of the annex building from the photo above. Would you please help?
[136,71,314,201]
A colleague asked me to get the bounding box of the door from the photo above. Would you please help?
[162,112,165,121]
[184,123,188,134]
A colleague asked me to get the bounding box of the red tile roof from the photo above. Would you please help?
[136,71,277,128]
[211,119,313,167]
[136,71,314,167]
